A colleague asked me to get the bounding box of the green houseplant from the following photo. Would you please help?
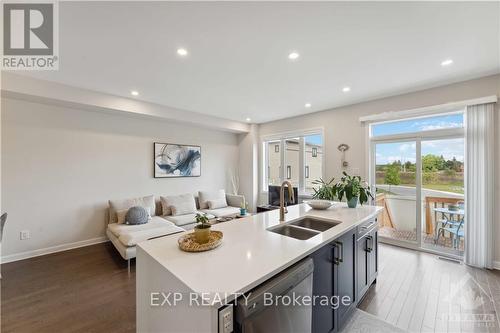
[194,213,211,244]
[311,177,337,201]
[334,172,374,208]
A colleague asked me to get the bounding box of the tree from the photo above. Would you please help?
[422,154,445,171]
[385,164,401,186]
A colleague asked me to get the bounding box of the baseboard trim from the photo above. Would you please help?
[1,237,109,264]
[493,261,500,270]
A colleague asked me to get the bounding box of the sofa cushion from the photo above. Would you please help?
[160,193,196,216]
[201,206,240,218]
[207,198,228,210]
[109,195,155,224]
[198,190,226,209]
[164,212,215,226]
[107,216,183,247]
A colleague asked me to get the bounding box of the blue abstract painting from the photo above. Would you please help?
[154,143,201,178]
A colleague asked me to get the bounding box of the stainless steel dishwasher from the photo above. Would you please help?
[234,258,314,333]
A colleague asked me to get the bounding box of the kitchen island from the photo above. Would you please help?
[137,203,383,333]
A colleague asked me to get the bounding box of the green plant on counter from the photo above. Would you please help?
[335,172,374,207]
[195,213,211,229]
[311,177,337,201]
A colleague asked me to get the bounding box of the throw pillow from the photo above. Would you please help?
[160,193,196,216]
[207,198,228,210]
[198,190,226,209]
[116,207,151,224]
[108,195,155,223]
[170,197,197,216]
[125,206,149,225]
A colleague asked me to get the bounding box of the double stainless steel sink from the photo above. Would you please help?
[268,217,341,240]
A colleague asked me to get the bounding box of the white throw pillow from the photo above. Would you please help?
[198,190,226,209]
[207,198,228,210]
[160,193,197,216]
[108,195,155,224]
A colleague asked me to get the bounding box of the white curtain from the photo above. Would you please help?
[465,102,495,268]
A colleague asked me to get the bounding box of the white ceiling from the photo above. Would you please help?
[17,2,500,124]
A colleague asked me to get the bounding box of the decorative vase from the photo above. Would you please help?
[347,197,358,208]
[240,208,247,216]
[194,225,211,244]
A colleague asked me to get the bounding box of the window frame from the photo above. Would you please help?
[261,128,325,196]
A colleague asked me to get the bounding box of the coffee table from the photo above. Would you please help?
[209,213,254,225]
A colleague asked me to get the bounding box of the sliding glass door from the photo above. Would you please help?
[373,140,419,246]
[420,138,465,256]
[369,111,465,258]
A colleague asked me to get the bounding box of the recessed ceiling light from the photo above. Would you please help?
[288,52,300,60]
[130,90,139,96]
[246,117,251,122]
[177,48,188,56]
[441,59,453,66]
[342,86,351,93]
[305,103,312,108]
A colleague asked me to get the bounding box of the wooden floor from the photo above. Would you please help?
[1,242,135,333]
[2,242,500,333]
[359,244,500,332]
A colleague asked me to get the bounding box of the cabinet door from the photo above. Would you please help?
[367,230,378,282]
[334,230,356,329]
[356,235,369,301]
[311,244,335,333]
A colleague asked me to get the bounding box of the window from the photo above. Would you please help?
[266,140,281,186]
[263,132,323,194]
[371,112,464,138]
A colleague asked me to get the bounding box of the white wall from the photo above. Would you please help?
[238,124,259,212]
[1,97,239,260]
[259,74,500,261]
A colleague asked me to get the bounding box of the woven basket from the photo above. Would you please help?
[178,231,223,252]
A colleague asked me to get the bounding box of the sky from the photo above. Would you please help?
[373,113,464,165]
[305,134,323,145]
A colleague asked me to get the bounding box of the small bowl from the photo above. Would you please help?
[304,200,333,210]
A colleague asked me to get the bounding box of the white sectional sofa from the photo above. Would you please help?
[106,191,244,270]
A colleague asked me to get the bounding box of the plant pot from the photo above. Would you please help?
[347,197,358,208]
[194,225,211,244]
[240,208,247,216]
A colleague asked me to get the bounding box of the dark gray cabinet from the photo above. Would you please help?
[356,218,378,302]
[311,243,335,333]
[333,229,357,330]
[310,218,378,333]
[311,228,356,333]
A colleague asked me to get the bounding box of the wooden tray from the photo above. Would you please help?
[178,231,223,252]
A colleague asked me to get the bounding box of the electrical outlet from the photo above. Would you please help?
[218,304,233,333]
[20,230,30,240]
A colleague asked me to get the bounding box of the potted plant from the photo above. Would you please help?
[334,172,374,208]
[311,177,337,200]
[240,199,248,216]
[194,213,211,244]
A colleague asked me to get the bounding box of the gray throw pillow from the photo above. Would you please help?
[125,206,149,225]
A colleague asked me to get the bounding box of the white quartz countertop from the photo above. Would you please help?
[138,203,383,305]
